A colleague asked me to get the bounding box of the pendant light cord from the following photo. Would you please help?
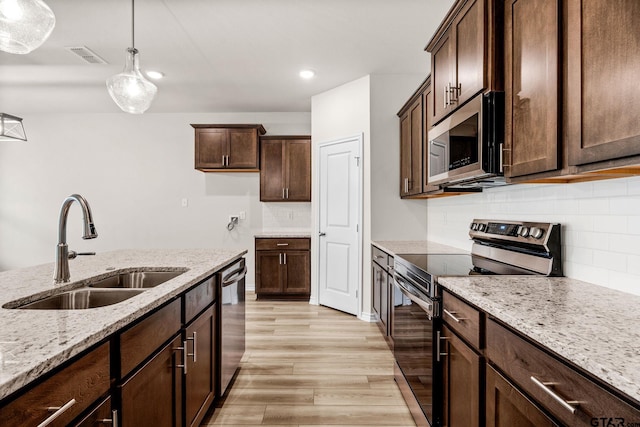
[131,0,135,49]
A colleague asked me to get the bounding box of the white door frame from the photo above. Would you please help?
[312,134,363,318]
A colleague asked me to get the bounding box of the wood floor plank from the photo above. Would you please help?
[262,405,414,425]
[201,292,415,426]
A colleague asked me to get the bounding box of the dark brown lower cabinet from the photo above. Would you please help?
[485,365,558,427]
[185,304,216,427]
[255,238,311,299]
[0,342,110,427]
[73,396,115,427]
[120,335,184,427]
[441,324,481,427]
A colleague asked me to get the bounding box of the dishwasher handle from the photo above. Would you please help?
[222,264,247,287]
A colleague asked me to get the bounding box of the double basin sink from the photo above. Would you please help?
[4,269,186,310]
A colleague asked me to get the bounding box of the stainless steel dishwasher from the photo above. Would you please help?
[218,258,247,397]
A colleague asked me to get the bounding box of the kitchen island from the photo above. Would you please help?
[0,248,246,425]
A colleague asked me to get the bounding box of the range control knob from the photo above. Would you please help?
[518,226,530,237]
[530,227,545,239]
[477,223,486,232]
[469,222,476,230]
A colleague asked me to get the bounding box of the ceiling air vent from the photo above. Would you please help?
[65,46,108,64]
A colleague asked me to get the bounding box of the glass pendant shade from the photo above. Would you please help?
[106,47,157,114]
[0,113,27,141]
[0,0,55,54]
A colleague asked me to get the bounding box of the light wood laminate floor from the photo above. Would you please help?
[202,292,415,426]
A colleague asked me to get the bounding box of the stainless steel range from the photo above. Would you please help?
[391,219,562,427]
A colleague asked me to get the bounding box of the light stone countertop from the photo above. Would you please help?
[372,240,468,255]
[437,275,640,405]
[255,231,311,238]
[0,248,246,401]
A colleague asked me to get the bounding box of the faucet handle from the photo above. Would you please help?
[68,251,96,259]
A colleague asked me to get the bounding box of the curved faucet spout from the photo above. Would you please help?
[54,194,98,284]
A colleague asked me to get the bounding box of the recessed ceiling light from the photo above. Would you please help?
[145,70,165,80]
[299,69,315,79]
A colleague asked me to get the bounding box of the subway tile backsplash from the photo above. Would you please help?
[426,175,640,295]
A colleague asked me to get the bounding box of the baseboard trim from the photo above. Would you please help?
[359,311,377,322]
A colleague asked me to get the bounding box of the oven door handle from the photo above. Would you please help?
[394,274,434,318]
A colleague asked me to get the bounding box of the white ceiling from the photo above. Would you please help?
[0,0,455,114]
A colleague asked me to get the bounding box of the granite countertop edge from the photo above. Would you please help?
[0,248,246,401]
[437,275,640,406]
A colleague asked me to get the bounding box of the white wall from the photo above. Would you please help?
[426,177,640,296]
[311,73,431,319]
[311,75,371,313]
[370,74,429,240]
[0,112,311,288]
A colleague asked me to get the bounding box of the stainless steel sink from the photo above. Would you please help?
[16,288,146,310]
[87,270,185,289]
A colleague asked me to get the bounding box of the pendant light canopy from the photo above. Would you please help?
[0,113,27,141]
[0,0,56,54]
[106,0,157,114]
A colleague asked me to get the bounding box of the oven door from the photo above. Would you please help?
[392,274,441,426]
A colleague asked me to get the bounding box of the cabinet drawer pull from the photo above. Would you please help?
[443,308,466,323]
[38,398,76,427]
[99,410,119,427]
[174,341,188,374]
[436,331,448,362]
[530,376,579,414]
[276,243,289,246]
[374,255,384,260]
[187,331,197,363]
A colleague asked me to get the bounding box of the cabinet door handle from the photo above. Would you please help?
[279,253,282,264]
[283,253,287,264]
[38,398,76,427]
[444,85,448,108]
[187,331,197,363]
[174,341,188,374]
[404,178,409,193]
[282,188,286,199]
[98,410,119,427]
[530,376,579,414]
[436,330,448,362]
[443,308,466,323]
[286,188,289,199]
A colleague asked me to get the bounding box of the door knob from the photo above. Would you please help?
[319,232,326,237]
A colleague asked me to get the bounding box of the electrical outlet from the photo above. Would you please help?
[239,211,246,220]
[181,198,188,207]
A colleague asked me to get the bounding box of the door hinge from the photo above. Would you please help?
[354,156,360,166]
[356,289,358,298]
[356,224,359,232]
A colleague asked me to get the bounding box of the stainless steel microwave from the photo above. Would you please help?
[427,91,505,188]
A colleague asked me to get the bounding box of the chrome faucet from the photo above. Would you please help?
[54,194,98,284]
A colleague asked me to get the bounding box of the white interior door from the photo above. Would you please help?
[318,136,362,316]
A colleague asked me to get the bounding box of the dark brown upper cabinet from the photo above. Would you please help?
[260,136,311,202]
[505,0,640,183]
[192,124,266,172]
[503,0,560,178]
[566,0,640,167]
[426,0,503,126]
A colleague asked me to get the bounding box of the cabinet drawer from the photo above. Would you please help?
[120,298,181,377]
[487,319,640,426]
[256,238,310,250]
[442,290,482,349]
[184,275,216,324]
[372,246,391,271]
[0,342,110,427]
[72,395,114,427]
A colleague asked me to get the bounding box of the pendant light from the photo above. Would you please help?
[0,0,56,54]
[0,113,27,141]
[106,0,157,114]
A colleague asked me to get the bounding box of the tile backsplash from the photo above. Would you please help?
[426,176,640,295]
[262,202,311,231]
